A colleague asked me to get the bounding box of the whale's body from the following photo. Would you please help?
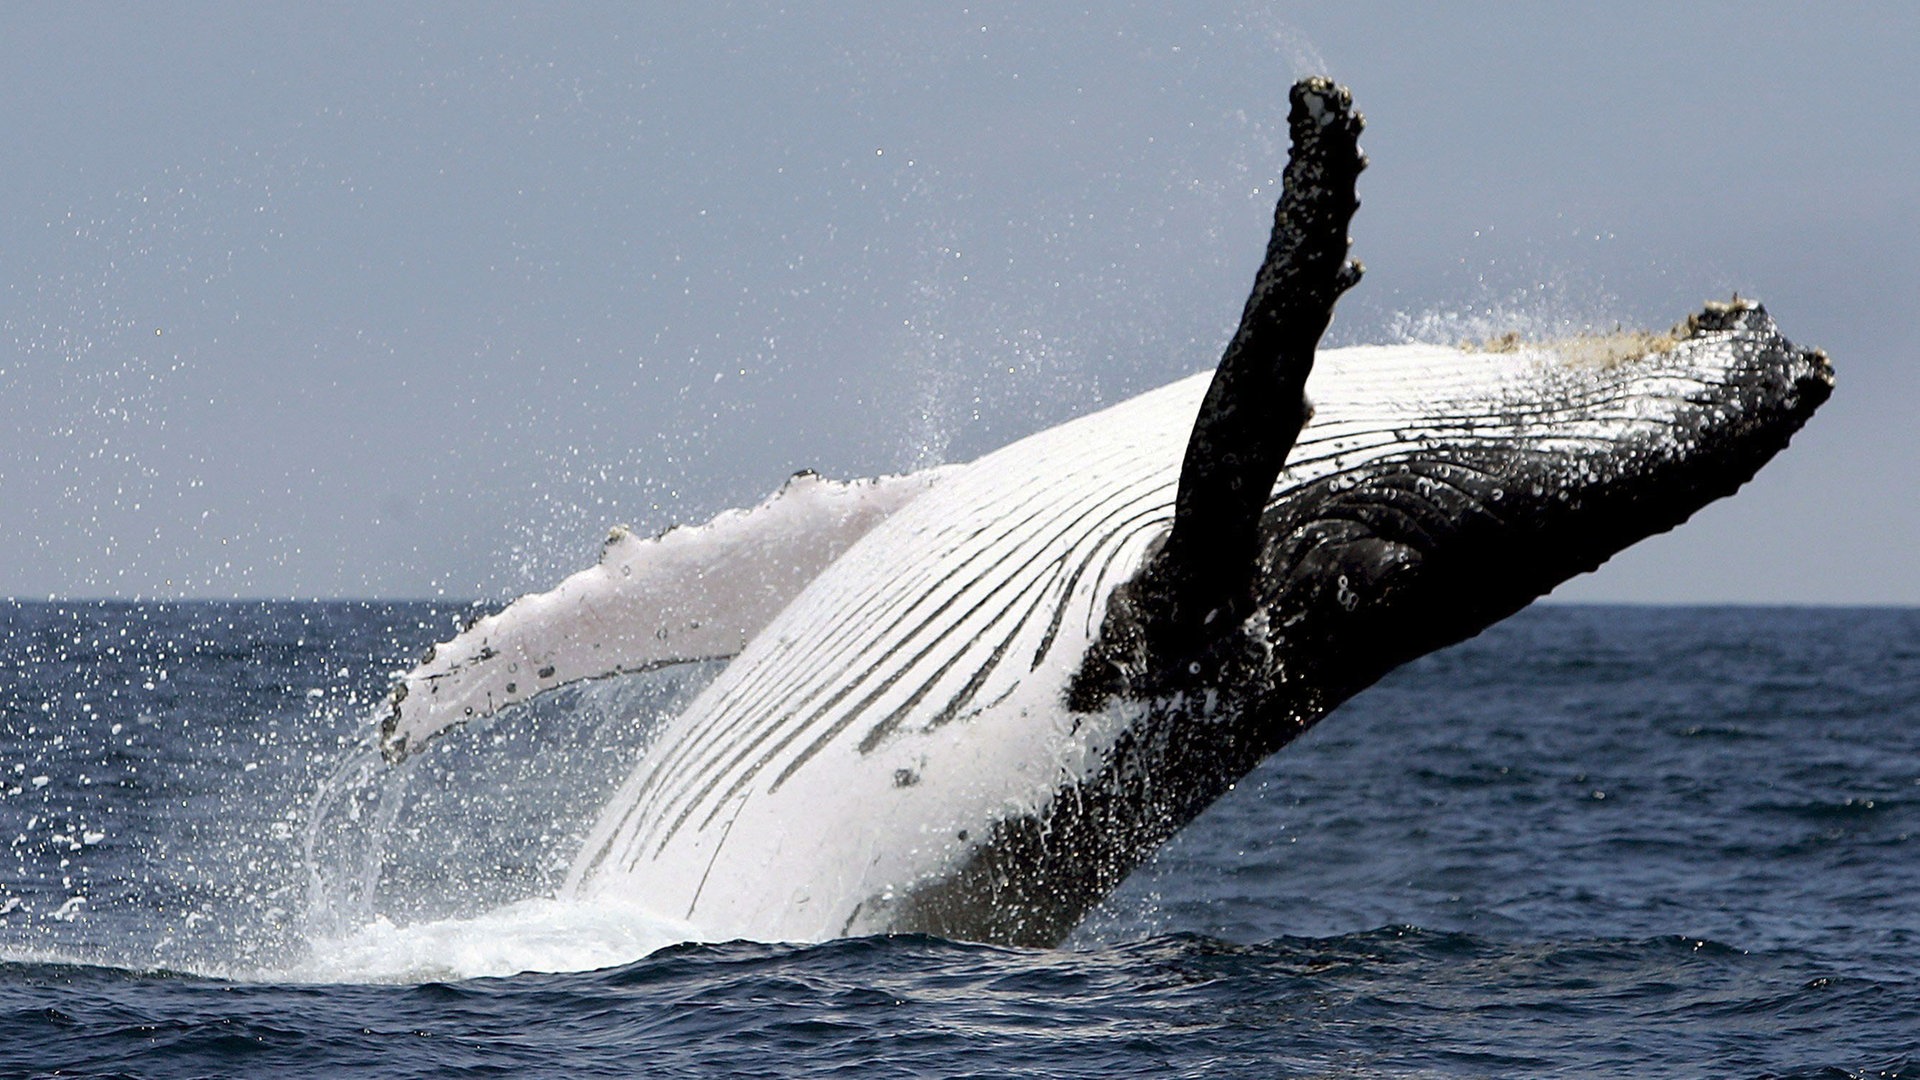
[381,81,1829,946]
[386,304,1830,946]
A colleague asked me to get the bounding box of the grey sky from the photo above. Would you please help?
[3,3,1913,602]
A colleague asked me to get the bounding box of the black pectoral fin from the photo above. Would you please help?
[1084,78,1366,700]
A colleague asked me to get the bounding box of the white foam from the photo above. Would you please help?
[279,896,701,984]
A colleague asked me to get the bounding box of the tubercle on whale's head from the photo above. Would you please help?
[1246,300,1831,731]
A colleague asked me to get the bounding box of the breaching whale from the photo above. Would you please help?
[378,80,1831,946]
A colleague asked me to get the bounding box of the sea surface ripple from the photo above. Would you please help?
[2,602,1916,1077]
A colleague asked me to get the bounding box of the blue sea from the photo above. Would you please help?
[1,601,1915,1077]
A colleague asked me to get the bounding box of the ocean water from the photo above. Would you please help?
[1,601,1915,1077]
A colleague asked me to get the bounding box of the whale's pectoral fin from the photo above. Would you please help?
[1076,77,1366,705]
[379,466,955,762]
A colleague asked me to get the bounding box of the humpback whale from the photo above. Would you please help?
[379,80,1831,947]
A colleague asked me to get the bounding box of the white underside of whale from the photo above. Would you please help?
[387,331,1735,943]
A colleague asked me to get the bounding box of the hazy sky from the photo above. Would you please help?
[3,4,1914,602]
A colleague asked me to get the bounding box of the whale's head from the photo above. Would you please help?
[1251,299,1831,726]
[923,299,1832,949]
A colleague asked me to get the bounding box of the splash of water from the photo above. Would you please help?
[288,660,723,982]
[284,895,701,984]
[1382,278,1635,349]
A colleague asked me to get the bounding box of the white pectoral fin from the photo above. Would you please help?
[379,467,957,762]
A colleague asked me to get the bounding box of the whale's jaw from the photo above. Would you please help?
[1250,303,1833,712]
